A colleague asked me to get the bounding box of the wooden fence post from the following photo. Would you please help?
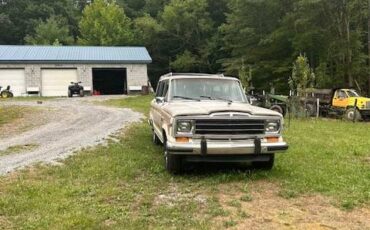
[316,98,320,118]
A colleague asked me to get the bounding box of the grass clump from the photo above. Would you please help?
[0,144,39,156]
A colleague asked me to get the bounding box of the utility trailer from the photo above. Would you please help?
[249,94,288,116]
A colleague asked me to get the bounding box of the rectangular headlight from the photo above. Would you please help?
[176,120,194,134]
[265,120,280,133]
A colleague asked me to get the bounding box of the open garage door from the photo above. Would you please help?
[0,69,26,97]
[42,69,78,97]
[93,68,127,95]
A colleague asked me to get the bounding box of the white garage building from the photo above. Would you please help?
[0,45,152,97]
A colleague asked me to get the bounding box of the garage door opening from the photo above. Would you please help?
[93,68,127,95]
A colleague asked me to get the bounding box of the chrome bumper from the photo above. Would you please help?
[167,139,288,155]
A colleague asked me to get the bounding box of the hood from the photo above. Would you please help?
[162,101,282,118]
[349,97,370,103]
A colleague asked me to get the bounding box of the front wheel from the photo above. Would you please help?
[152,130,161,145]
[269,105,283,115]
[344,108,362,121]
[79,89,84,97]
[68,90,72,98]
[0,91,12,98]
[252,154,275,170]
[164,141,182,174]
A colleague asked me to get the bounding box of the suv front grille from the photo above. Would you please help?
[194,119,265,135]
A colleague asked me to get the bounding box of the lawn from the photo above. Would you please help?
[0,96,369,229]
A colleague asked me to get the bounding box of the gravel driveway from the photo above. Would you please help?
[0,96,143,175]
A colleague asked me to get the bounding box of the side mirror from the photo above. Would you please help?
[156,97,165,104]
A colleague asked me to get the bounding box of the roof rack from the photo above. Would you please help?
[161,72,225,78]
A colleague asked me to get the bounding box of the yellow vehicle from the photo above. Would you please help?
[308,88,370,121]
[332,89,370,120]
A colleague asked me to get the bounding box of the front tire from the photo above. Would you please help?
[1,91,10,98]
[152,130,161,145]
[164,141,182,174]
[270,105,283,115]
[68,90,72,98]
[344,108,362,121]
[79,89,84,97]
[252,154,275,170]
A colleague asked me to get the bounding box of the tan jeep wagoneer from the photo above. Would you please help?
[149,73,288,173]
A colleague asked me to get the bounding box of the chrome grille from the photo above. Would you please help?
[195,119,265,135]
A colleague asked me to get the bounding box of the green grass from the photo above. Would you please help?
[0,106,34,126]
[102,95,154,116]
[0,96,369,229]
[0,144,39,157]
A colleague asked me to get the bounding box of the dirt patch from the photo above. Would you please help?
[0,106,51,138]
[0,216,13,230]
[154,184,208,208]
[214,181,370,229]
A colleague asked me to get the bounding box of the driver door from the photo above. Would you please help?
[332,90,348,108]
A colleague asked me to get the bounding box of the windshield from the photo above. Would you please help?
[170,78,247,102]
[347,90,360,97]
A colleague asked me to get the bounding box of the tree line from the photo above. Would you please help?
[0,0,369,94]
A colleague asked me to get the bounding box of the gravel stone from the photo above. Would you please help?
[0,96,143,175]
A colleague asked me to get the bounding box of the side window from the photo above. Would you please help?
[162,80,169,98]
[156,81,164,97]
[338,90,347,99]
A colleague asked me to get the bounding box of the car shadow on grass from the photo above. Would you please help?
[179,162,271,177]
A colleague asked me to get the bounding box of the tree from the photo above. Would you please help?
[221,0,295,92]
[25,16,74,45]
[116,0,146,18]
[292,0,368,88]
[160,0,214,72]
[0,13,14,44]
[0,0,79,44]
[289,54,315,96]
[78,0,133,45]
[238,59,252,93]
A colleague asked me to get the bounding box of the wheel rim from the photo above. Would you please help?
[3,93,8,98]
[347,111,354,120]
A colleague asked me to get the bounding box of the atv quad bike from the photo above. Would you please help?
[68,82,84,97]
[0,86,14,98]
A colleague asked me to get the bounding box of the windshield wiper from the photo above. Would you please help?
[200,96,233,104]
[173,96,200,101]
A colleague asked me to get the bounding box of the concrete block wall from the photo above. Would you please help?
[25,66,41,88]
[126,64,148,86]
[0,63,149,94]
[77,65,93,87]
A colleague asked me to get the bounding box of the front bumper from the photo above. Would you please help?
[167,138,288,155]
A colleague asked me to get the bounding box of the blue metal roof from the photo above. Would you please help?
[0,45,152,64]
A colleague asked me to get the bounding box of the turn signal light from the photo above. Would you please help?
[176,137,190,143]
[266,137,279,143]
